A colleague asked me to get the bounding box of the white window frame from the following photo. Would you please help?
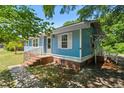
[61,34,68,49]
[32,38,39,48]
[26,40,29,46]
[58,32,72,49]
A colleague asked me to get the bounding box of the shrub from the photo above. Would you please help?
[103,45,117,53]
[103,43,124,54]
[114,43,124,53]
[5,41,23,51]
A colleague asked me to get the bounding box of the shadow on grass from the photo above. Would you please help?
[12,51,24,55]
[28,64,124,88]
[76,64,124,88]
[0,69,15,88]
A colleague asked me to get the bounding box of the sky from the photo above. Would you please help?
[30,5,82,28]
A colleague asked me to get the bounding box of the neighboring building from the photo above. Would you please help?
[24,21,104,71]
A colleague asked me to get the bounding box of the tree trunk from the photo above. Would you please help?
[14,46,17,54]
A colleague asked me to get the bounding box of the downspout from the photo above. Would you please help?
[80,29,82,61]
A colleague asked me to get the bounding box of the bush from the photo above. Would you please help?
[103,45,117,53]
[103,43,124,54]
[5,41,23,51]
[114,43,124,53]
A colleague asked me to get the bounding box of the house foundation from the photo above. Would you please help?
[24,52,107,71]
[53,57,81,71]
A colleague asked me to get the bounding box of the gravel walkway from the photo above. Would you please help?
[8,65,43,88]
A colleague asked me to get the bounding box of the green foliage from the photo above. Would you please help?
[5,41,23,51]
[63,19,80,26]
[0,5,54,43]
[103,43,124,53]
[43,5,55,19]
[43,5,76,19]
[114,43,124,53]
[103,45,117,53]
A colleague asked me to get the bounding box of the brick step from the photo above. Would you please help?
[23,55,53,67]
[29,59,37,62]
[24,60,41,67]
[25,61,34,65]
[31,57,41,61]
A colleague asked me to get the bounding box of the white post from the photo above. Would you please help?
[80,29,82,61]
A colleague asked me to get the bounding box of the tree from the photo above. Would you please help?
[42,5,76,19]
[63,19,80,26]
[0,5,54,53]
[0,5,54,43]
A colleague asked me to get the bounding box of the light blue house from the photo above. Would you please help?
[24,21,103,70]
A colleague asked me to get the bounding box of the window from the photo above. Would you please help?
[33,39,35,47]
[48,38,51,49]
[33,38,39,47]
[29,39,32,46]
[61,34,68,48]
[35,39,38,47]
[58,32,72,49]
[26,40,29,46]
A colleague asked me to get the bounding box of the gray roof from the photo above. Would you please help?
[53,21,95,34]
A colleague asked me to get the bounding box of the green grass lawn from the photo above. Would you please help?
[0,48,23,71]
[0,48,23,87]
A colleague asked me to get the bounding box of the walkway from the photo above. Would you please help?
[8,65,43,88]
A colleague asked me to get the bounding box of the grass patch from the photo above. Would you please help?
[0,48,23,87]
[0,48,23,71]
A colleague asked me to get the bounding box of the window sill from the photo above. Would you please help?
[58,48,72,49]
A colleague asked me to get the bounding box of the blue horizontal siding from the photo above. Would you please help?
[82,28,93,57]
[52,30,80,57]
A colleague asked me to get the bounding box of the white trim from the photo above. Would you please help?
[32,38,39,48]
[41,36,44,54]
[52,54,81,62]
[53,21,92,34]
[25,40,29,46]
[80,29,82,58]
[52,54,94,63]
[58,32,72,49]
[81,54,94,62]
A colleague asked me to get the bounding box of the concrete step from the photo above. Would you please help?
[22,63,29,67]
[29,59,37,62]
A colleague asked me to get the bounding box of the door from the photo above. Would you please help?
[47,37,51,54]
